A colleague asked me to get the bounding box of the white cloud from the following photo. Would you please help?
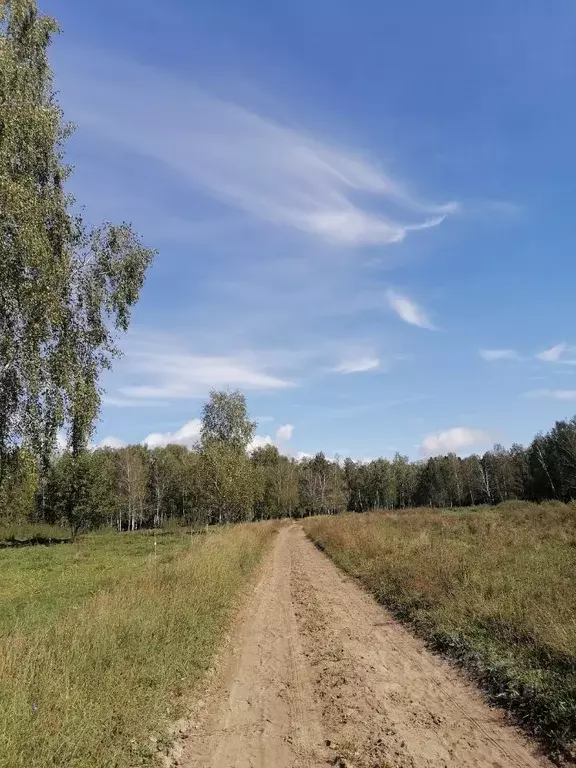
[334,356,380,374]
[525,389,576,401]
[420,427,491,456]
[276,424,294,441]
[143,419,202,449]
[386,290,435,330]
[115,336,294,402]
[536,343,567,362]
[99,417,288,452]
[248,423,294,452]
[56,48,456,246]
[479,349,519,361]
[121,357,290,400]
[98,436,127,449]
[535,343,576,364]
[248,435,273,452]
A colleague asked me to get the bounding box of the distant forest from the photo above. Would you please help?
[2,389,576,535]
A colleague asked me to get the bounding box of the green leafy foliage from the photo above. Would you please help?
[201,389,256,451]
[0,0,155,489]
[199,440,258,524]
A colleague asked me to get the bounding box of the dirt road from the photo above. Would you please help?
[174,524,551,768]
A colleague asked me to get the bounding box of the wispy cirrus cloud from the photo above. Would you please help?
[479,349,520,361]
[120,358,289,400]
[103,396,169,408]
[334,356,380,374]
[420,427,491,456]
[55,48,456,247]
[111,334,295,403]
[525,389,576,401]
[386,290,435,330]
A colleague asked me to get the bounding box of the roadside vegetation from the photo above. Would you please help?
[305,502,576,761]
[0,523,275,767]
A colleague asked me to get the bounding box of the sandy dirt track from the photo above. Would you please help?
[173,524,551,768]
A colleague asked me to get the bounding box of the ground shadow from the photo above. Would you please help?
[0,536,72,549]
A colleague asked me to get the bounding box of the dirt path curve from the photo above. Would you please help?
[176,524,551,768]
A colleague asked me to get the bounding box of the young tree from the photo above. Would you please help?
[367,458,396,509]
[117,446,148,531]
[199,441,257,524]
[528,433,559,501]
[197,390,259,523]
[0,0,155,482]
[548,418,576,499]
[299,453,346,515]
[0,447,38,524]
[252,446,300,519]
[461,455,486,505]
[148,447,170,527]
[392,453,417,509]
[46,451,108,537]
[200,390,256,451]
[90,448,121,527]
[163,444,198,522]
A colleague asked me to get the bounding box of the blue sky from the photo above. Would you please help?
[45,0,576,459]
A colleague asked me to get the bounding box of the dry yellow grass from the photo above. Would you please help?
[304,502,576,759]
[0,523,276,767]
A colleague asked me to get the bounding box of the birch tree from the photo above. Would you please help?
[0,0,155,482]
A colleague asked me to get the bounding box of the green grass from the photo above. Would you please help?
[304,502,576,761]
[0,523,276,767]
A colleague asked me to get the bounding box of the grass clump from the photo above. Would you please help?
[304,503,576,761]
[0,523,275,767]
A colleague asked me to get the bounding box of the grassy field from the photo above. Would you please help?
[304,502,576,760]
[0,523,276,768]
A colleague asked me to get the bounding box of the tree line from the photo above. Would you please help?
[2,388,576,535]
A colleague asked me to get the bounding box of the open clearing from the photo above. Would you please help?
[174,524,551,768]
